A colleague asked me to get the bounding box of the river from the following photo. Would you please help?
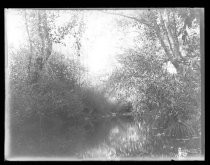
[10,113,201,160]
[10,114,144,159]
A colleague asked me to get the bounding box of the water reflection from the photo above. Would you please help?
[10,114,200,159]
[77,115,150,159]
[11,114,143,158]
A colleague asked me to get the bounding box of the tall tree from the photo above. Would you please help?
[105,9,201,154]
[103,8,201,75]
[23,9,85,84]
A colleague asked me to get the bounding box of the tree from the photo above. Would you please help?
[103,8,201,75]
[105,8,201,156]
[23,9,86,84]
[23,10,53,84]
[8,10,88,145]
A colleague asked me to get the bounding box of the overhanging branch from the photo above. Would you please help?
[100,11,154,28]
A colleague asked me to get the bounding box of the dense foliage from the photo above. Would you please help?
[7,9,202,159]
[105,8,201,157]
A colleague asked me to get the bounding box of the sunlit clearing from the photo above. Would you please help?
[163,61,177,75]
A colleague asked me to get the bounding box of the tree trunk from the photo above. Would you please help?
[159,10,174,56]
[24,11,33,80]
[157,9,185,74]
[153,18,174,63]
[30,10,52,84]
[42,10,52,63]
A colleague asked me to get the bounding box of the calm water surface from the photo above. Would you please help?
[10,114,137,158]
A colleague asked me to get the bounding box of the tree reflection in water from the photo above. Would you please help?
[78,117,150,159]
[11,114,200,159]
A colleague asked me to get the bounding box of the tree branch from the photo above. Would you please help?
[100,11,154,29]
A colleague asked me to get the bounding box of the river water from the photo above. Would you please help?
[10,114,143,159]
[10,114,201,160]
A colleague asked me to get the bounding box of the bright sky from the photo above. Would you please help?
[5,10,27,49]
[82,11,120,74]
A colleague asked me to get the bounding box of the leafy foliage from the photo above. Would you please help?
[105,8,201,157]
[7,9,202,159]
